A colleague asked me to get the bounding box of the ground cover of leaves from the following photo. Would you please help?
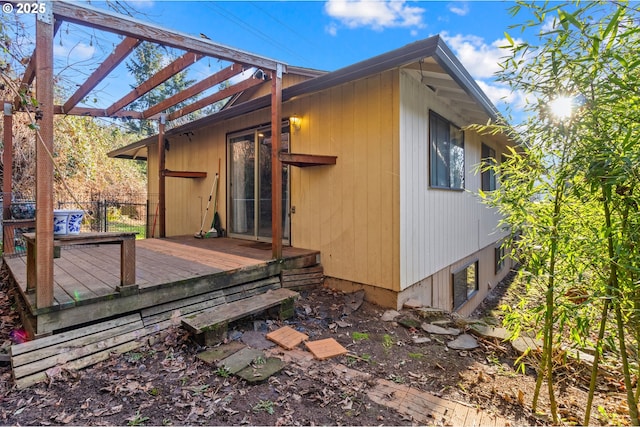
[0,272,630,426]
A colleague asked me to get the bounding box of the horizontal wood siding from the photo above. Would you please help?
[399,70,509,291]
[289,70,400,291]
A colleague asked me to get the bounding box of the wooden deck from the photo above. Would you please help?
[4,236,319,337]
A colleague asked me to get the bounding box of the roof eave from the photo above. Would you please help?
[108,35,511,159]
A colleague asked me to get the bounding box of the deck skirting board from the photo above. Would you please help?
[32,261,282,334]
[142,276,281,326]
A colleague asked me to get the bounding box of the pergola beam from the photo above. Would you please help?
[51,0,284,72]
[106,51,204,116]
[166,74,267,121]
[54,106,145,119]
[142,63,243,119]
[63,36,141,113]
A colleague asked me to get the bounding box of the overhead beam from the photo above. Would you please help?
[142,63,244,119]
[51,0,284,71]
[166,74,266,121]
[106,51,204,116]
[63,36,141,113]
[54,105,145,119]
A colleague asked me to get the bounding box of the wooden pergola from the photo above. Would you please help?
[4,0,287,308]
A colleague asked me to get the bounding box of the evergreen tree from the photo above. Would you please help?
[124,42,196,135]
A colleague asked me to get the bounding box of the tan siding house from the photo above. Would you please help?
[111,35,514,315]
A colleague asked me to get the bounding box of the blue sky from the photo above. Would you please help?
[7,1,540,118]
[123,0,525,114]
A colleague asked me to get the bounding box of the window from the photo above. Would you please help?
[495,244,506,274]
[452,261,478,310]
[430,111,464,189]
[481,143,497,192]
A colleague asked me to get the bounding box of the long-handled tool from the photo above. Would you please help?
[194,172,219,238]
[206,158,223,238]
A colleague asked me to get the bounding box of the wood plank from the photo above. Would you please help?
[281,272,324,282]
[279,153,337,167]
[121,237,135,285]
[138,238,260,269]
[271,64,283,259]
[282,277,323,288]
[163,170,207,179]
[14,319,165,389]
[11,313,142,357]
[167,76,266,121]
[35,10,55,309]
[51,1,282,71]
[54,254,116,296]
[281,265,324,275]
[182,288,297,334]
[62,36,141,113]
[13,320,145,378]
[143,63,243,118]
[106,52,204,116]
[31,262,281,334]
[141,275,280,321]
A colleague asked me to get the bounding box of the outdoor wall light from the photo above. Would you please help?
[290,115,301,132]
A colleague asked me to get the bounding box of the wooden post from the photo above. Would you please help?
[35,5,55,308]
[3,102,12,220]
[157,114,166,238]
[271,64,283,260]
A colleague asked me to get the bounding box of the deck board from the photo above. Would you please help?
[4,236,319,335]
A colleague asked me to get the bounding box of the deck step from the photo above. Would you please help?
[141,276,281,326]
[10,314,160,389]
[281,264,324,290]
[181,288,299,346]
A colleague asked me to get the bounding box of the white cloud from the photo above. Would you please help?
[477,80,514,105]
[440,32,520,79]
[324,0,426,31]
[54,42,95,61]
[541,16,559,34]
[448,2,469,17]
[326,22,339,36]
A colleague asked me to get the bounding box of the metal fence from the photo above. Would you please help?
[56,198,148,237]
[1,192,150,255]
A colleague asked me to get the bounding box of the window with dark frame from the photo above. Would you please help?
[481,143,497,192]
[495,244,506,274]
[430,111,464,190]
[452,261,478,310]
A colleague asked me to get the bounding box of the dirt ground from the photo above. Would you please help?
[0,270,630,426]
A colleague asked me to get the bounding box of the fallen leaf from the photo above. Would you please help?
[517,389,525,405]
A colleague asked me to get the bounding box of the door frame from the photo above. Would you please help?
[226,122,291,245]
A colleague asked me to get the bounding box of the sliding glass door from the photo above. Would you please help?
[228,124,290,243]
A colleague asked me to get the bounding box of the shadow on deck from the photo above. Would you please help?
[3,236,320,337]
